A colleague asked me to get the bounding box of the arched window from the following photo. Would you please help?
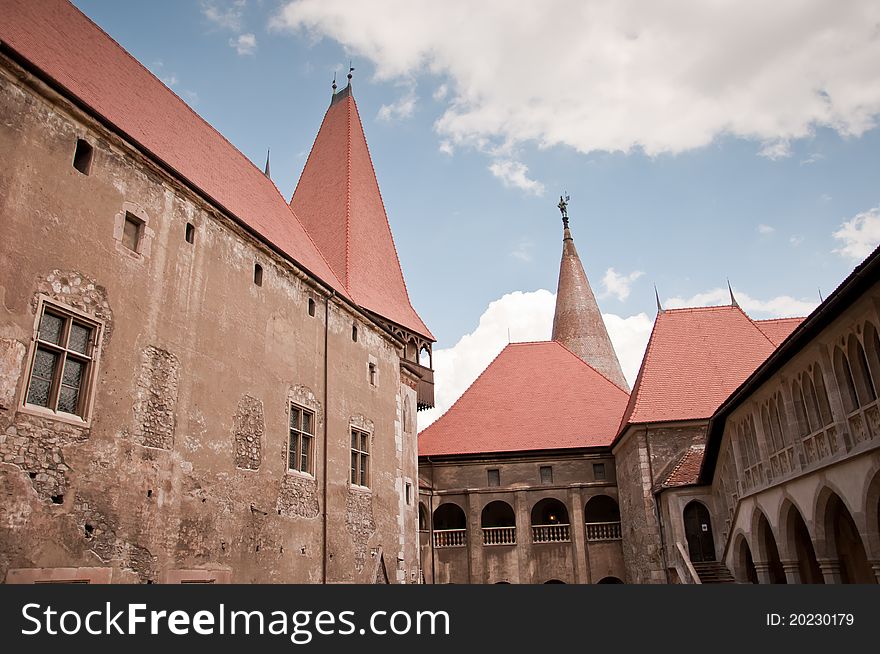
[792,379,811,437]
[864,323,880,387]
[419,346,431,368]
[833,345,859,413]
[812,365,833,427]
[848,334,877,406]
[432,503,466,548]
[584,495,621,541]
[418,503,428,532]
[481,501,516,545]
[530,498,570,543]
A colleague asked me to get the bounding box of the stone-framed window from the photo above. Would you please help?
[350,427,370,488]
[487,468,500,487]
[593,462,606,480]
[21,297,102,424]
[113,202,152,258]
[72,138,93,175]
[288,404,315,475]
[539,465,553,485]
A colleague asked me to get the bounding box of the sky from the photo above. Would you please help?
[72,0,880,428]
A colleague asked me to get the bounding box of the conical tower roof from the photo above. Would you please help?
[291,83,432,340]
[551,202,628,390]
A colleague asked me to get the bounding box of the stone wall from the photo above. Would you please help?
[233,395,263,471]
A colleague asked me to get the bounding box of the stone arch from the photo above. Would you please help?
[481,500,516,528]
[812,482,862,556]
[432,502,466,531]
[543,579,566,584]
[419,345,431,368]
[530,498,569,525]
[847,333,877,407]
[596,576,623,584]
[753,509,786,583]
[779,499,823,583]
[584,495,620,523]
[816,488,874,583]
[418,502,428,532]
[683,500,716,562]
[733,532,758,583]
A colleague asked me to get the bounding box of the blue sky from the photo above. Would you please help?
[71,1,880,425]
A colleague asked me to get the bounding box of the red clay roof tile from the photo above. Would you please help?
[661,444,705,488]
[753,317,804,346]
[418,341,630,456]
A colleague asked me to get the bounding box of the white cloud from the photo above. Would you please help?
[438,140,455,156]
[202,0,247,32]
[418,290,653,429]
[800,152,824,165]
[600,267,644,301]
[758,140,791,160]
[665,287,817,317]
[378,84,417,121]
[161,74,179,87]
[272,1,880,158]
[757,224,775,235]
[488,159,545,196]
[433,83,448,101]
[230,33,257,56]
[509,239,534,263]
[833,206,880,260]
[789,235,804,247]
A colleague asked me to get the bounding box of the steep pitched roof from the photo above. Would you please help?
[419,341,630,457]
[552,223,628,390]
[290,85,433,340]
[0,0,345,295]
[618,305,779,431]
[659,444,705,488]
[753,317,803,346]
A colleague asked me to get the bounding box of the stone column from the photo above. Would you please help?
[754,561,774,584]
[568,488,589,583]
[781,560,802,584]
[514,491,532,584]
[818,558,844,584]
[465,492,483,583]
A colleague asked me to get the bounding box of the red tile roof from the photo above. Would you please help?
[418,341,630,456]
[0,0,431,340]
[618,305,781,431]
[660,445,705,488]
[291,86,432,340]
[753,317,803,346]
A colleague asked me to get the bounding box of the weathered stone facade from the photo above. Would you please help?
[131,346,180,450]
[233,395,263,470]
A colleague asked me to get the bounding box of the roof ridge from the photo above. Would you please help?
[418,343,512,435]
[663,304,741,314]
[57,0,350,296]
[734,304,780,348]
[348,94,422,316]
[552,340,630,395]
[616,310,663,436]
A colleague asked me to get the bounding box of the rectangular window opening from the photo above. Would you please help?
[368,362,377,386]
[73,139,93,175]
[288,405,315,474]
[253,263,263,287]
[352,324,358,342]
[487,468,500,487]
[308,298,315,317]
[25,302,99,420]
[185,222,195,244]
[593,463,607,481]
[405,483,412,505]
[122,213,142,252]
[350,428,370,487]
[539,466,553,485]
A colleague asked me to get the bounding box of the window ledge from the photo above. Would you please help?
[285,469,315,481]
[349,484,372,494]
[17,404,90,428]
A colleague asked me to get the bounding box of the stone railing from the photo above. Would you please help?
[585,521,622,542]
[801,423,839,465]
[847,399,880,448]
[675,541,702,585]
[768,444,796,478]
[532,524,570,543]
[433,529,466,548]
[482,526,516,546]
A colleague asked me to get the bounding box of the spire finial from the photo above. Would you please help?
[347,61,354,83]
[557,192,570,229]
[818,287,824,303]
[654,284,664,313]
[264,148,271,178]
[332,72,337,94]
[727,279,738,307]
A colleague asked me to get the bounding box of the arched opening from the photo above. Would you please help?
[864,323,880,388]
[405,339,417,362]
[757,511,786,583]
[823,492,874,583]
[834,345,860,413]
[735,535,758,583]
[597,576,623,584]
[543,579,565,584]
[481,501,516,545]
[432,503,466,548]
[848,334,877,406]
[530,498,570,543]
[494,581,511,584]
[683,501,716,562]
[584,495,621,541]
[781,502,823,583]
[419,346,432,368]
[418,502,428,532]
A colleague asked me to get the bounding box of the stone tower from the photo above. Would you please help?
[551,199,629,390]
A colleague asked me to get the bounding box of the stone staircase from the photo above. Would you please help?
[691,561,736,584]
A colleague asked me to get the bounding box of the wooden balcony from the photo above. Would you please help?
[401,360,434,409]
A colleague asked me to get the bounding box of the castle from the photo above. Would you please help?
[2,0,878,584]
